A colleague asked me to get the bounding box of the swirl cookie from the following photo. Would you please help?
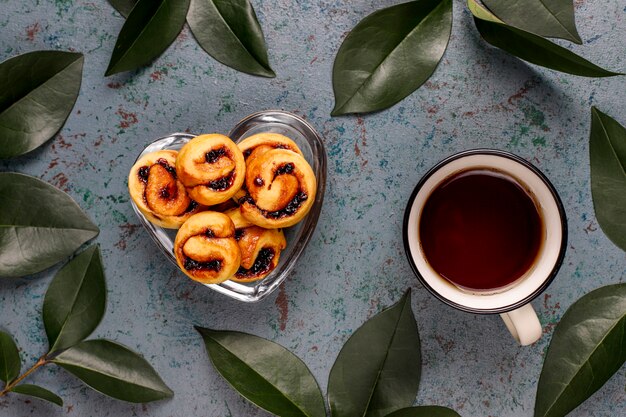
[174,211,241,284]
[128,150,203,229]
[239,149,316,228]
[238,133,303,162]
[176,134,245,206]
[226,209,287,282]
[233,133,304,202]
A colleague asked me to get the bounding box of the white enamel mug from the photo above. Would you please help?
[403,150,567,345]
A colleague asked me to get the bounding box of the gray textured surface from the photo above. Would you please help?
[1,0,625,416]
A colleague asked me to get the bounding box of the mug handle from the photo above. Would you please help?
[500,303,542,346]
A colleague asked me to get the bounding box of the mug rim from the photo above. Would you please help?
[402,149,568,315]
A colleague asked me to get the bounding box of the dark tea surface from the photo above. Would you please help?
[419,168,543,291]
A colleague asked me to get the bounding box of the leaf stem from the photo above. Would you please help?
[0,355,49,397]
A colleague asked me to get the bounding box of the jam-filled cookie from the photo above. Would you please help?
[225,208,287,282]
[128,150,203,229]
[237,133,303,162]
[176,134,246,206]
[233,133,304,203]
[239,149,316,228]
[174,211,241,284]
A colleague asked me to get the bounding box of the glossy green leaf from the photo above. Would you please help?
[187,0,275,77]
[108,0,137,18]
[52,339,173,403]
[328,290,421,417]
[105,0,191,76]
[0,51,83,158]
[0,173,99,278]
[331,0,452,116]
[11,384,63,406]
[481,0,581,44]
[467,0,502,23]
[43,246,106,354]
[385,406,462,417]
[0,330,20,383]
[535,284,626,417]
[474,18,620,77]
[197,327,325,417]
[589,107,626,252]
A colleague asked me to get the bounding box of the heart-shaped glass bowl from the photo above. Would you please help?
[130,110,327,302]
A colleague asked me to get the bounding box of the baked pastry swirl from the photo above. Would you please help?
[176,134,246,206]
[233,133,305,203]
[239,149,316,228]
[128,150,203,229]
[237,133,303,161]
[226,209,287,282]
[174,211,241,284]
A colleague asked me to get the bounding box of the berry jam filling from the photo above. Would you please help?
[138,166,149,183]
[160,187,172,199]
[239,195,254,205]
[207,170,235,191]
[254,177,264,186]
[183,201,198,214]
[156,158,177,178]
[274,163,294,178]
[236,248,275,278]
[266,192,308,219]
[205,147,227,164]
[240,192,308,219]
[184,258,222,272]
[204,228,214,238]
[234,229,245,241]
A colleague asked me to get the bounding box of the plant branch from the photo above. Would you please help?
[0,355,49,397]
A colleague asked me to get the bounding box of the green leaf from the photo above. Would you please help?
[196,327,325,417]
[589,107,626,252]
[331,0,452,116]
[535,284,626,417]
[481,0,582,44]
[328,290,421,417]
[43,245,106,354]
[11,384,63,406]
[467,0,503,23]
[108,0,138,18]
[52,339,173,403]
[0,51,83,158]
[473,17,620,77]
[187,0,275,77]
[385,406,462,417]
[105,0,191,76]
[0,173,99,278]
[0,330,20,383]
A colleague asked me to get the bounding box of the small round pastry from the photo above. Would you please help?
[239,149,317,228]
[233,133,305,203]
[237,133,303,162]
[128,150,203,229]
[174,211,241,284]
[225,209,287,282]
[176,134,246,206]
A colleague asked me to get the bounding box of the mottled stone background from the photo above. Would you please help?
[1,0,625,416]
